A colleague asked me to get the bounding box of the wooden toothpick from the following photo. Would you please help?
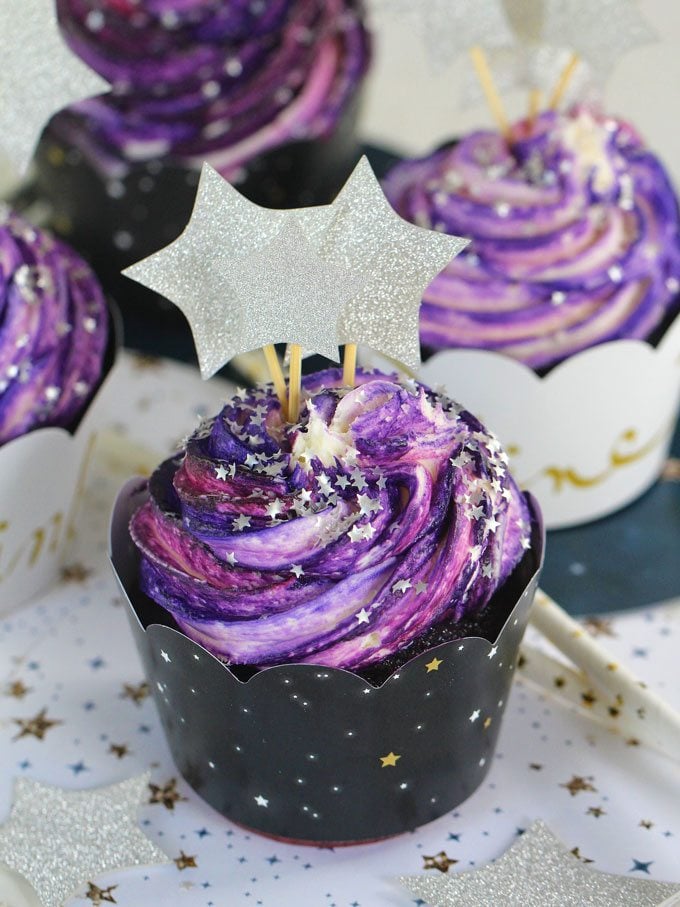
[528,87,542,126]
[343,343,358,388]
[287,344,302,423]
[469,45,511,140]
[548,51,580,110]
[262,344,288,412]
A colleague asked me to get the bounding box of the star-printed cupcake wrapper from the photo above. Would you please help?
[110,478,544,844]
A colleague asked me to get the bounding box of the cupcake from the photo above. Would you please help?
[382,108,680,527]
[0,208,109,445]
[0,208,113,612]
[26,0,370,339]
[111,368,544,843]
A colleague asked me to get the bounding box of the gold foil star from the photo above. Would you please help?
[5,680,31,699]
[379,751,401,768]
[403,823,680,906]
[561,775,597,797]
[327,157,468,371]
[174,851,198,870]
[422,851,458,873]
[12,708,61,741]
[0,775,168,907]
[120,681,150,705]
[0,0,109,175]
[85,882,118,905]
[148,778,186,811]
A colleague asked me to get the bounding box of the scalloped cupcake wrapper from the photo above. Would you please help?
[0,303,121,614]
[110,478,545,844]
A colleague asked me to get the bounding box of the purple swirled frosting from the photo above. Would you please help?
[383,109,680,370]
[0,209,109,446]
[54,0,370,178]
[130,369,532,671]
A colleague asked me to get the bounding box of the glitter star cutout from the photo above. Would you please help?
[0,0,109,175]
[372,0,513,72]
[0,775,168,907]
[380,752,401,768]
[12,708,61,741]
[327,157,468,371]
[220,219,364,363]
[401,822,680,907]
[123,163,338,379]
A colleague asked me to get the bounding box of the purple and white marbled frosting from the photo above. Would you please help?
[131,369,532,671]
[384,109,680,370]
[54,0,370,178]
[0,210,109,446]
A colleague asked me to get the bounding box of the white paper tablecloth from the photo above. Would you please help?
[1,352,678,906]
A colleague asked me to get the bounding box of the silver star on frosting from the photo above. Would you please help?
[327,157,468,370]
[371,0,514,72]
[0,774,169,907]
[400,821,680,907]
[0,0,110,176]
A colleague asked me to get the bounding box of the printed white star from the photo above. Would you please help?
[355,608,371,625]
[487,646,498,659]
[469,709,481,722]
[233,514,251,531]
[254,795,269,808]
[160,650,171,663]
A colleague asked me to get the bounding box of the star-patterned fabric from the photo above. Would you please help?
[0,352,678,904]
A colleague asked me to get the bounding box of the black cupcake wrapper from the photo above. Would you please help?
[110,478,545,844]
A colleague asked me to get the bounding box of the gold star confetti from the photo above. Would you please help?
[554,675,566,688]
[5,680,31,699]
[583,617,617,638]
[483,717,493,729]
[640,819,654,829]
[425,657,443,672]
[148,778,186,811]
[423,851,458,873]
[626,737,641,747]
[12,708,62,741]
[561,775,597,797]
[380,752,401,768]
[174,851,198,870]
[120,682,150,705]
[587,806,606,818]
[85,882,118,905]
[109,744,130,760]
[60,562,93,583]
[570,846,594,864]
[581,690,597,707]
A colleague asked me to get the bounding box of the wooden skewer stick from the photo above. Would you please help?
[262,344,288,412]
[343,343,357,388]
[287,343,303,423]
[528,87,542,124]
[469,45,511,140]
[529,589,680,764]
[548,51,580,110]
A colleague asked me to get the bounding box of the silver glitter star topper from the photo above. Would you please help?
[0,774,169,907]
[124,158,467,378]
[462,0,656,107]
[0,0,110,176]
[370,0,514,73]
[400,821,680,907]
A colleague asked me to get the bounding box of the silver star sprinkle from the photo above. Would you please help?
[371,0,514,72]
[400,821,680,906]
[0,774,169,907]
[0,0,109,176]
[327,158,468,371]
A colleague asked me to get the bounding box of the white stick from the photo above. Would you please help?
[529,589,680,763]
